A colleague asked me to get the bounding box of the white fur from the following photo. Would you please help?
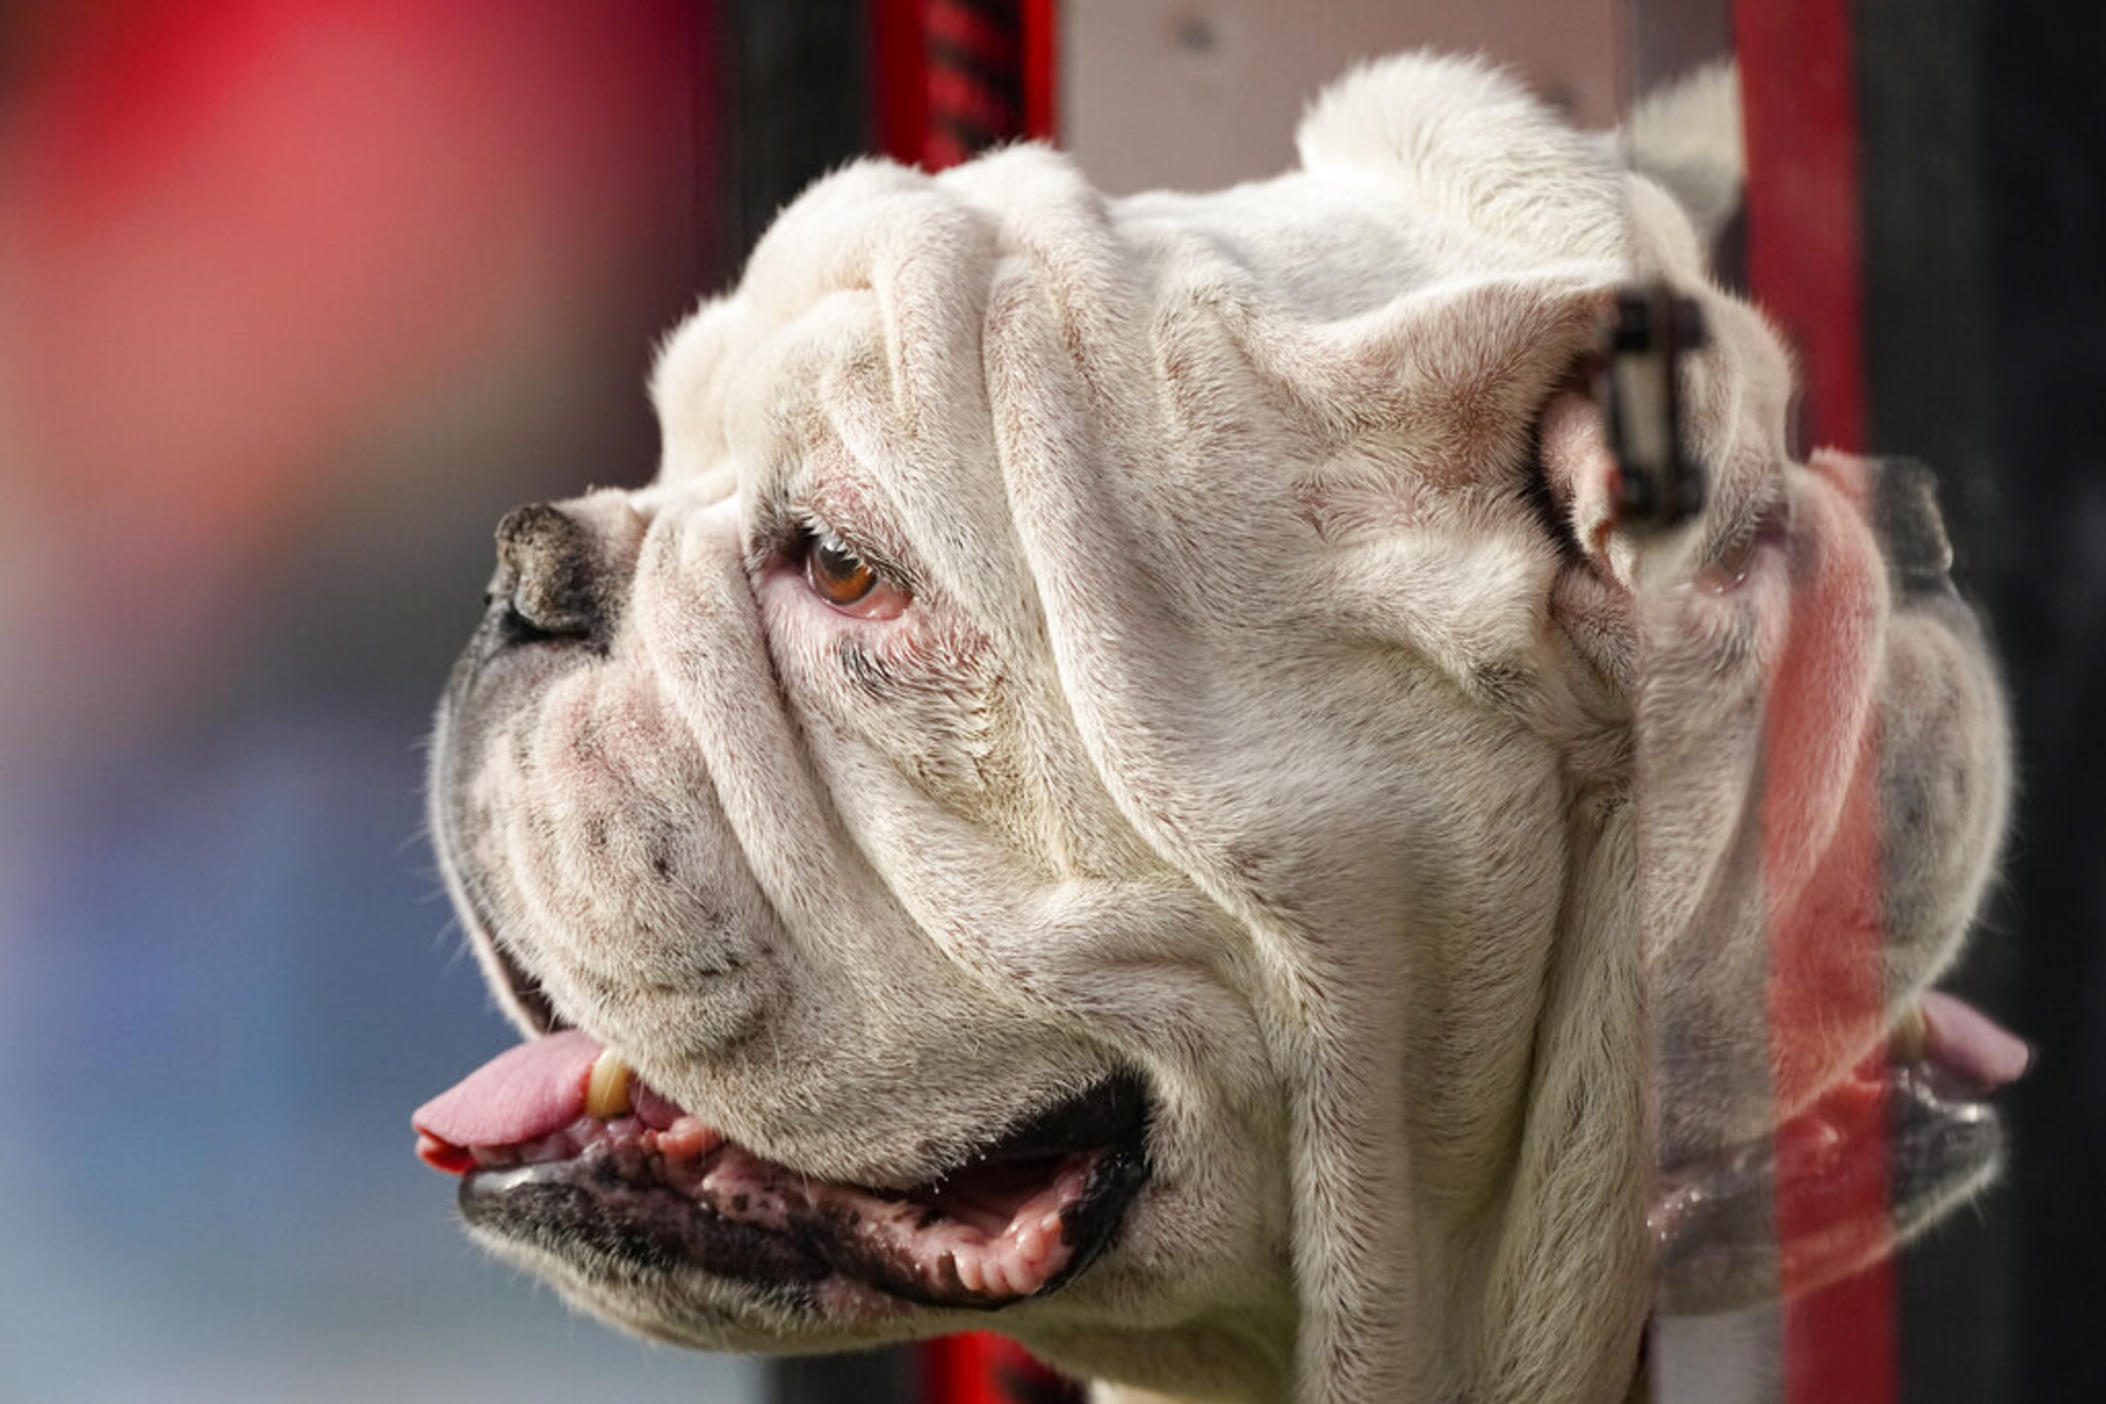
[431,52,2009,1402]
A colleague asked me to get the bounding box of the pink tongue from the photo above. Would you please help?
[1920,990,2032,1091]
[413,1029,603,1150]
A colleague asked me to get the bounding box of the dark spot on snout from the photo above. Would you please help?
[1470,660,1532,710]
[834,639,893,697]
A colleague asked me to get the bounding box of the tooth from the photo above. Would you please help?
[586,1050,634,1120]
[1891,1005,1928,1062]
[1006,1257,1035,1296]
[1016,1224,1047,1264]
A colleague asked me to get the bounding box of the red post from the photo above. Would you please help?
[1736,2,1895,1400]
[873,0,1054,171]
[1735,0,1866,455]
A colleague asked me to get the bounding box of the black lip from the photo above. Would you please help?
[458,1074,1153,1312]
[461,1160,831,1291]
[978,1071,1149,1165]
[1651,1063,2004,1315]
[1037,1137,1151,1297]
[429,633,567,1039]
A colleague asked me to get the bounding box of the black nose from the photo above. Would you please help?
[489,503,605,644]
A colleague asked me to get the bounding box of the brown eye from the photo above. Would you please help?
[806,534,878,606]
[798,531,911,619]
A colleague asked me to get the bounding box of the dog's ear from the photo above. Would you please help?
[1296,51,1626,267]
[1619,62,1744,254]
[1178,267,1610,459]
[1300,49,1746,291]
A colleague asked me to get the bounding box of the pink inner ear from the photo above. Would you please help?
[1538,389,1622,572]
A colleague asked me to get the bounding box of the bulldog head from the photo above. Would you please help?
[414,54,2016,1402]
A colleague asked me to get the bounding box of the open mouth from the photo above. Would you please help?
[1650,990,2028,1315]
[413,1032,1151,1311]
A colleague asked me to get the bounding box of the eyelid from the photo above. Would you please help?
[743,476,918,594]
[807,524,856,562]
[790,513,912,590]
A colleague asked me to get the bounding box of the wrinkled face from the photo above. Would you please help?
[415,56,2015,1402]
[420,160,1305,1384]
[419,149,1604,1391]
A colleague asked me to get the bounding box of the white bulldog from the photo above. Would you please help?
[413,53,2019,1403]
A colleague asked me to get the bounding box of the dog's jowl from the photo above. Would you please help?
[412,53,2018,1404]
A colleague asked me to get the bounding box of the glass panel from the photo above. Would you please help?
[1621,4,2048,1400]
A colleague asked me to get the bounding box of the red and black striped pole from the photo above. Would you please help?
[873,0,1057,170]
